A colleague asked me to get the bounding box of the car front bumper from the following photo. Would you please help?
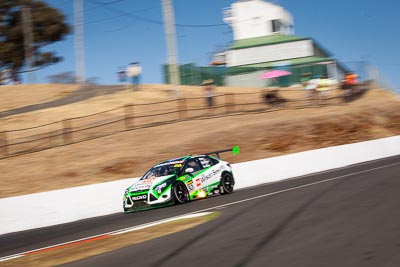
[123,191,174,213]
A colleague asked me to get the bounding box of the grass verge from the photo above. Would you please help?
[0,212,218,267]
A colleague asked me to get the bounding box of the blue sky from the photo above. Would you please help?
[32,0,399,94]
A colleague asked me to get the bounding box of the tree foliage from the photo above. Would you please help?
[0,0,70,77]
[47,72,99,85]
[46,71,75,84]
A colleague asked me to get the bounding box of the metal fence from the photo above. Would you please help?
[0,85,368,160]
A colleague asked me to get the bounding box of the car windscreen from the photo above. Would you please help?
[141,161,184,180]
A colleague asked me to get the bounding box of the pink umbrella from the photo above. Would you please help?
[258,70,292,80]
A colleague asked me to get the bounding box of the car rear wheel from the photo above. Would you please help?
[173,182,189,204]
[220,173,234,194]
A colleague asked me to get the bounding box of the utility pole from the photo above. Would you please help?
[22,6,35,83]
[161,0,180,93]
[74,0,86,84]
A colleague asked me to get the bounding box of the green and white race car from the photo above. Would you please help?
[123,147,239,213]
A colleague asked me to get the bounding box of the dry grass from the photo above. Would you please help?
[0,84,80,112]
[0,84,399,198]
[0,84,263,130]
[0,214,215,267]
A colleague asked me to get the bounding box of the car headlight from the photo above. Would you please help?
[124,189,129,195]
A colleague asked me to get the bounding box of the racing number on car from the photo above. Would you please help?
[186,180,194,192]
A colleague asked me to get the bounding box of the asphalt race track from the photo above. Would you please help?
[1,155,400,266]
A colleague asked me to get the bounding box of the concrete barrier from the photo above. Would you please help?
[0,136,399,235]
[233,135,400,189]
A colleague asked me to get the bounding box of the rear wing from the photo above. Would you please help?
[205,145,240,159]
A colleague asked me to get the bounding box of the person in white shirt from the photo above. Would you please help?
[305,75,319,100]
[126,62,142,90]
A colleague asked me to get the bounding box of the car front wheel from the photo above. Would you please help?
[173,182,189,204]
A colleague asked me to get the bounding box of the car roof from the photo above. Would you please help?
[155,156,187,166]
[155,155,217,166]
[191,154,211,158]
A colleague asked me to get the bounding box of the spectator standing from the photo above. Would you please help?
[300,73,312,88]
[117,67,127,83]
[317,74,330,99]
[345,72,358,85]
[126,62,142,91]
[346,72,359,92]
[203,79,215,108]
[305,75,319,101]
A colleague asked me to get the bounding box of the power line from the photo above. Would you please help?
[87,0,163,25]
[87,0,227,28]
[375,63,400,66]
[104,23,132,32]
[85,5,157,25]
[84,0,126,14]
[98,0,125,4]
[85,14,126,25]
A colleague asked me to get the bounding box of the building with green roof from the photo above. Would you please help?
[222,0,347,87]
[163,0,347,87]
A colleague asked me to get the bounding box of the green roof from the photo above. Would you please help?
[226,57,335,75]
[229,34,310,50]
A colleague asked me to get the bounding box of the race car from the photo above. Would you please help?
[123,146,239,213]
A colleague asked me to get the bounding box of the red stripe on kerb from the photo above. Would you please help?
[25,235,110,255]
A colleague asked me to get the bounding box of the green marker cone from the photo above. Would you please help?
[232,145,240,155]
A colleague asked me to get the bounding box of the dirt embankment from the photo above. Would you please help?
[0,84,80,112]
[0,86,399,198]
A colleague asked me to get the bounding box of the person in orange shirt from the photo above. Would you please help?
[345,73,358,86]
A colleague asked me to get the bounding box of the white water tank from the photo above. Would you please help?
[224,0,294,40]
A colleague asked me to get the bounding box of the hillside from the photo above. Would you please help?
[0,84,80,112]
[0,84,399,198]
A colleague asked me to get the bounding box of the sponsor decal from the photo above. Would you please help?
[199,165,224,183]
[142,178,155,184]
[155,161,184,167]
[199,157,211,168]
[130,183,151,191]
[203,184,217,192]
[154,182,168,194]
[173,163,182,168]
[131,195,147,201]
[195,178,201,187]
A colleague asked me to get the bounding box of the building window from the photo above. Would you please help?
[272,19,281,33]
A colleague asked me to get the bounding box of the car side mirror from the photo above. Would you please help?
[185,167,194,174]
